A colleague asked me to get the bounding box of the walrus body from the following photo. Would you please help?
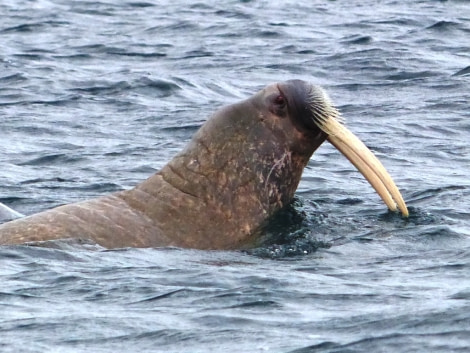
[0,80,408,249]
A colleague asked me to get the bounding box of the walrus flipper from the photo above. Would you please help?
[0,202,24,224]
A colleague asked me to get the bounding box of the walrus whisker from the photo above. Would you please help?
[307,86,344,126]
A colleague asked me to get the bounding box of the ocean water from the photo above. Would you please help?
[1,0,470,352]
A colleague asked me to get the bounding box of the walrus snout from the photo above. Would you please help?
[278,80,339,133]
[278,79,409,217]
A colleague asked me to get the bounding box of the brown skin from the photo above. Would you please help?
[0,80,327,249]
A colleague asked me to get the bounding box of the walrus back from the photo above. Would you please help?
[0,194,173,248]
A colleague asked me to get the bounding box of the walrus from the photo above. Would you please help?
[0,80,408,249]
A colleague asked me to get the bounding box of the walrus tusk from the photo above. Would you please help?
[316,116,409,217]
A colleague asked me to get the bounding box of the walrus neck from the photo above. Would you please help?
[154,102,314,214]
[119,101,325,249]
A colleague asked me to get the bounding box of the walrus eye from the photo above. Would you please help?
[267,93,288,117]
[274,95,286,108]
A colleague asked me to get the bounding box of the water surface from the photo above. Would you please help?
[1,1,470,352]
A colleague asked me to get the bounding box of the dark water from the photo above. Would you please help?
[1,0,470,352]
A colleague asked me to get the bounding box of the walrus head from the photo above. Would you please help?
[153,79,408,248]
[274,79,408,217]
